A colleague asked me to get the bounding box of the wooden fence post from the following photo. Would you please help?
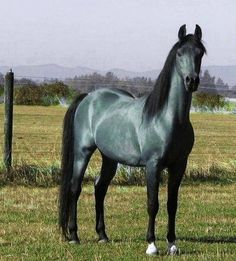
[4,69,14,172]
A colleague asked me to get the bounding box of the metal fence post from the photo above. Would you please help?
[4,69,14,172]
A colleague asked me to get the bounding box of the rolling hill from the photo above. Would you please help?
[0,64,236,86]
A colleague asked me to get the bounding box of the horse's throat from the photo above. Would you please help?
[166,72,192,125]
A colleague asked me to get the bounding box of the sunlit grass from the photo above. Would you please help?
[0,105,235,259]
[0,184,235,260]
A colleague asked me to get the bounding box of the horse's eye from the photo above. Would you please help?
[177,51,182,57]
[195,48,203,57]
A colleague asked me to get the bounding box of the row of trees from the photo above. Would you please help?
[0,70,228,107]
[65,69,228,95]
[0,69,228,89]
[65,72,153,96]
[200,70,228,88]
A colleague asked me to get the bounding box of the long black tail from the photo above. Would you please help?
[59,93,88,239]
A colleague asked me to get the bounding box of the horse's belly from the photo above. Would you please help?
[99,146,142,166]
[94,121,142,166]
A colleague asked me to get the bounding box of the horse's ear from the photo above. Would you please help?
[194,24,202,40]
[178,24,186,41]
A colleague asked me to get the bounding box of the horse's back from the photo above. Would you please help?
[90,88,135,105]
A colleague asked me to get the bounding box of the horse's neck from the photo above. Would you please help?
[163,66,192,125]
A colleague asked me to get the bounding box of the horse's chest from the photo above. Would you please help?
[141,123,194,165]
[165,126,194,163]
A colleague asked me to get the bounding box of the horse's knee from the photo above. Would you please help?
[147,202,159,216]
[70,176,82,196]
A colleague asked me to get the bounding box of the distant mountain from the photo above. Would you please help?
[0,64,236,86]
[111,66,236,86]
[0,64,100,79]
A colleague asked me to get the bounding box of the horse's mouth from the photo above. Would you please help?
[184,75,199,92]
[185,82,199,92]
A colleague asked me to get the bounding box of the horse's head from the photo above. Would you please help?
[175,24,206,92]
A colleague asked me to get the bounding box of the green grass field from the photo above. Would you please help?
[0,184,235,260]
[0,105,235,260]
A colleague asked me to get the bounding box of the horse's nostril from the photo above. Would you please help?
[186,76,191,84]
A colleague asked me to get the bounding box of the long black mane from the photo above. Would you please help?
[143,34,206,120]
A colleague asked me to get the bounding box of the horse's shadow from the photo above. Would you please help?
[76,236,236,256]
[94,235,236,245]
[179,236,236,244]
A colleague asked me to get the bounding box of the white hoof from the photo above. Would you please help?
[146,242,159,255]
[69,240,79,244]
[167,242,178,255]
[98,238,108,244]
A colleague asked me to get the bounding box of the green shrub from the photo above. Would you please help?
[223,101,236,112]
[14,81,76,106]
[192,92,226,110]
[0,85,4,96]
[14,85,42,105]
[41,95,60,106]
[41,82,72,98]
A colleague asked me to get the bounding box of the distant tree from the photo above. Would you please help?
[216,77,224,86]
[64,72,154,96]
[199,70,203,79]
[0,73,4,96]
[0,73,4,85]
[200,70,215,87]
[105,72,118,82]
[15,78,37,86]
[215,77,229,89]
[147,78,153,85]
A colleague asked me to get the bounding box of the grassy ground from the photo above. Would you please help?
[0,184,235,260]
[0,105,235,260]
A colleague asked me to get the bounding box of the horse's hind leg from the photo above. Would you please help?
[68,148,95,243]
[95,155,117,242]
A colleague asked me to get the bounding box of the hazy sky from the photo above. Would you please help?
[0,0,236,71]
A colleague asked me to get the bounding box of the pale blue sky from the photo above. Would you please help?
[0,0,235,71]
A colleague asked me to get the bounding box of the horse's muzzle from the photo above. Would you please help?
[185,75,199,92]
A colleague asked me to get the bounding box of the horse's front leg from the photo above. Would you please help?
[166,157,187,255]
[145,160,162,255]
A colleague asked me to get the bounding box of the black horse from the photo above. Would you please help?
[59,24,206,255]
